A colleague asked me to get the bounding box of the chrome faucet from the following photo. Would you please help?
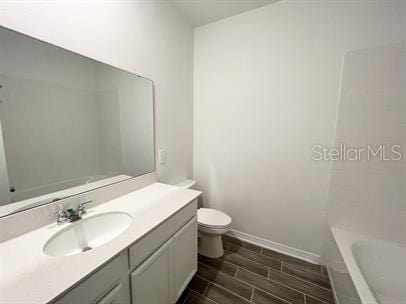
[55,209,69,225]
[51,201,93,225]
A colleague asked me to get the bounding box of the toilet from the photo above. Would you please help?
[176,180,232,258]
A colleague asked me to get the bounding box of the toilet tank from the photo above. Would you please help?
[176,179,196,189]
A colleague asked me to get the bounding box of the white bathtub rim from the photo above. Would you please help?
[330,227,378,304]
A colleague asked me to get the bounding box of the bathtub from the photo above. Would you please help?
[328,228,406,304]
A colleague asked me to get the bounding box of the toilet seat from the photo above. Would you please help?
[176,179,232,258]
[198,208,232,229]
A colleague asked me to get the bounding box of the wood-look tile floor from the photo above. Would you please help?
[177,235,334,304]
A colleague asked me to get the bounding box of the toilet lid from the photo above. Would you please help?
[198,208,232,228]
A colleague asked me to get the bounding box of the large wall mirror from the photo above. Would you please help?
[0,27,155,217]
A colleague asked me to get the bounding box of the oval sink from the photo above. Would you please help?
[43,212,131,257]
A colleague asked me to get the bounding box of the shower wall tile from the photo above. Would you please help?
[327,42,406,244]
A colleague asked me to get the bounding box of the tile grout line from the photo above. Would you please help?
[220,250,282,270]
[269,258,323,274]
[191,274,213,298]
[198,266,332,304]
[224,240,322,278]
[267,274,330,303]
[275,262,331,292]
[227,240,275,261]
[267,266,270,280]
[223,250,272,274]
[283,261,325,277]
[180,289,191,304]
[250,287,255,302]
[225,237,324,274]
[190,289,220,304]
[198,240,333,303]
[241,282,298,304]
[305,294,332,304]
[223,239,262,255]
[199,259,320,304]
[226,267,303,304]
[281,273,331,291]
[221,255,331,296]
[202,278,210,296]
[278,261,331,291]
[198,256,332,302]
[205,279,254,303]
[198,261,240,279]
[258,247,323,274]
[267,266,270,279]
[236,266,332,304]
[198,257,268,280]
[274,265,333,292]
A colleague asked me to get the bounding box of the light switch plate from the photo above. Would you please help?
[158,149,166,165]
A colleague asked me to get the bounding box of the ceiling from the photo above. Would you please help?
[169,0,277,27]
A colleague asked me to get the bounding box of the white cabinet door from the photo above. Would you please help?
[96,283,123,304]
[173,217,198,301]
[131,239,174,304]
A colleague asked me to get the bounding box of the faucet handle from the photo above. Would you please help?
[79,200,93,209]
[47,205,69,225]
[78,200,93,216]
[80,200,93,206]
[56,210,69,225]
[47,204,64,219]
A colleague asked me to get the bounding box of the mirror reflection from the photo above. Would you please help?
[0,27,155,217]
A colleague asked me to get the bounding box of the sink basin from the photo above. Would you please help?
[43,212,132,256]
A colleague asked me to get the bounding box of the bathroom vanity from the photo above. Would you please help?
[0,183,201,304]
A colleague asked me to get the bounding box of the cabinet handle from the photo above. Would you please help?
[97,283,122,304]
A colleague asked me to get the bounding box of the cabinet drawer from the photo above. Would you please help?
[53,252,127,304]
[128,200,197,270]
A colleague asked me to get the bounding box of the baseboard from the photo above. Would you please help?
[227,229,320,264]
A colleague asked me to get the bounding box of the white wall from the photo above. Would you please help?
[0,0,194,184]
[194,0,406,255]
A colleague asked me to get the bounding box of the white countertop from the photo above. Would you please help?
[0,183,201,304]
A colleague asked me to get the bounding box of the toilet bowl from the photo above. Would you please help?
[176,180,232,258]
[197,208,232,258]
